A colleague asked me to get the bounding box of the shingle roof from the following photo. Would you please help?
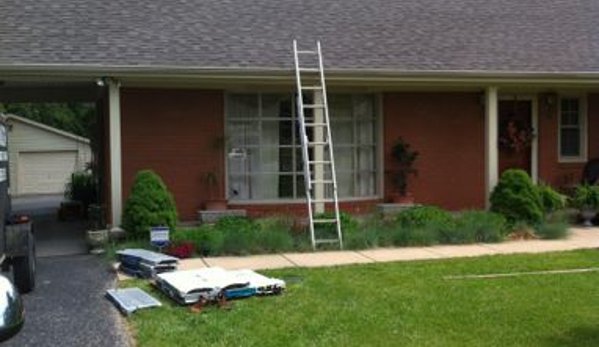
[1,0,598,74]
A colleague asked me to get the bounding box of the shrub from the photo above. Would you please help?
[343,215,385,249]
[313,212,359,243]
[573,184,599,210]
[255,216,295,253]
[395,206,454,230]
[452,211,507,243]
[536,222,570,240]
[65,171,97,209]
[393,225,441,246]
[214,217,259,255]
[490,169,543,225]
[171,225,220,256]
[392,206,455,246]
[164,242,195,258]
[537,183,567,213]
[122,170,178,239]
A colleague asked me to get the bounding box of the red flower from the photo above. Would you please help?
[164,242,195,259]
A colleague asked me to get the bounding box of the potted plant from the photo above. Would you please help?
[390,138,419,204]
[201,136,227,211]
[86,204,108,254]
[573,184,599,227]
[201,171,227,210]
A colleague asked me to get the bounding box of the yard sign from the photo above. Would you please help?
[150,226,170,251]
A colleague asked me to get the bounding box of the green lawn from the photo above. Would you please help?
[123,250,599,347]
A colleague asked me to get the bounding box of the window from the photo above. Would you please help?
[559,97,586,161]
[226,93,378,201]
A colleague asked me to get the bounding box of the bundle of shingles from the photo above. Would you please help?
[155,267,286,305]
[117,249,179,278]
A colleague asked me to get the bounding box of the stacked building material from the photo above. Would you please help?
[155,267,285,305]
[117,249,179,278]
[106,287,162,315]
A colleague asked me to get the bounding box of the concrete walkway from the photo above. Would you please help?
[172,227,599,272]
[117,228,599,280]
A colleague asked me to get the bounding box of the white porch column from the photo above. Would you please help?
[485,86,499,206]
[313,90,325,214]
[108,79,123,227]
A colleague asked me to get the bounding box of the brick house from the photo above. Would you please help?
[1,0,599,225]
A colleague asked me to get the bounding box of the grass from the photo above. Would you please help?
[122,250,599,347]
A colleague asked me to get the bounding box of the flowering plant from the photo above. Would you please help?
[164,242,195,259]
[498,120,534,152]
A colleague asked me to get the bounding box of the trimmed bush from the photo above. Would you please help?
[537,183,567,213]
[490,169,543,225]
[122,170,178,239]
[452,211,507,243]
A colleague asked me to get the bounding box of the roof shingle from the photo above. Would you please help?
[1,0,598,73]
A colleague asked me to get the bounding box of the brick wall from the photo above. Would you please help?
[120,88,225,221]
[383,92,486,210]
[230,199,382,218]
[538,93,599,189]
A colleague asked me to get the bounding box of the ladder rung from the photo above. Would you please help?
[302,86,322,90]
[307,142,328,147]
[312,198,335,203]
[300,68,320,73]
[308,160,331,164]
[304,123,327,127]
[313,219,337,223]
[303,104,325,109]
[297,50,317,54]
[312,180,334,184]
[315,239,341,244]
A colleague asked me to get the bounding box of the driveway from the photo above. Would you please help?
[5,195,132,346]
[12,194,88,257]
[4,255,131,347]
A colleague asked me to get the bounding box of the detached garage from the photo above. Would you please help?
[6,115,92,196]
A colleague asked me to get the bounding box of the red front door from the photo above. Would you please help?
[498,100,532,176]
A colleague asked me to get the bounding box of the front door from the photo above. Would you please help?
[498,99,533,176]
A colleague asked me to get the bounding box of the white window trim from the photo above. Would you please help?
[223,91,383,203]
[558,95,588,163]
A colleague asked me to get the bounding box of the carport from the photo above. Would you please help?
[0,78,121,256]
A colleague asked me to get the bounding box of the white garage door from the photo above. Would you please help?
[18,151,78,195]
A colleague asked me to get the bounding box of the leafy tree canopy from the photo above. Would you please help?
[0,102,96,139]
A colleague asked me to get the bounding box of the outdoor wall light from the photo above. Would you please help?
[541,92,557,116]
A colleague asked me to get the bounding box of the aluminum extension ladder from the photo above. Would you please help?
[292,40,343,250]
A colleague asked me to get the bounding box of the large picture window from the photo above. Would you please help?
[226,93,378,201]
[559,97,586,162]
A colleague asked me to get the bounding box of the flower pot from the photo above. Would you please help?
[390,193,414,204]
[580,208,597,227]
[86,229,109,254]
[204,199,228,211]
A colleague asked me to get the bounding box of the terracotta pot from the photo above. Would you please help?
[390,193,414,204]
[204,200,228,211]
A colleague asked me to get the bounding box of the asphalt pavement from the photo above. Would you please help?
[4,195,131,346]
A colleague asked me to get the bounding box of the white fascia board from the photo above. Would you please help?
[3,64,599,86]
